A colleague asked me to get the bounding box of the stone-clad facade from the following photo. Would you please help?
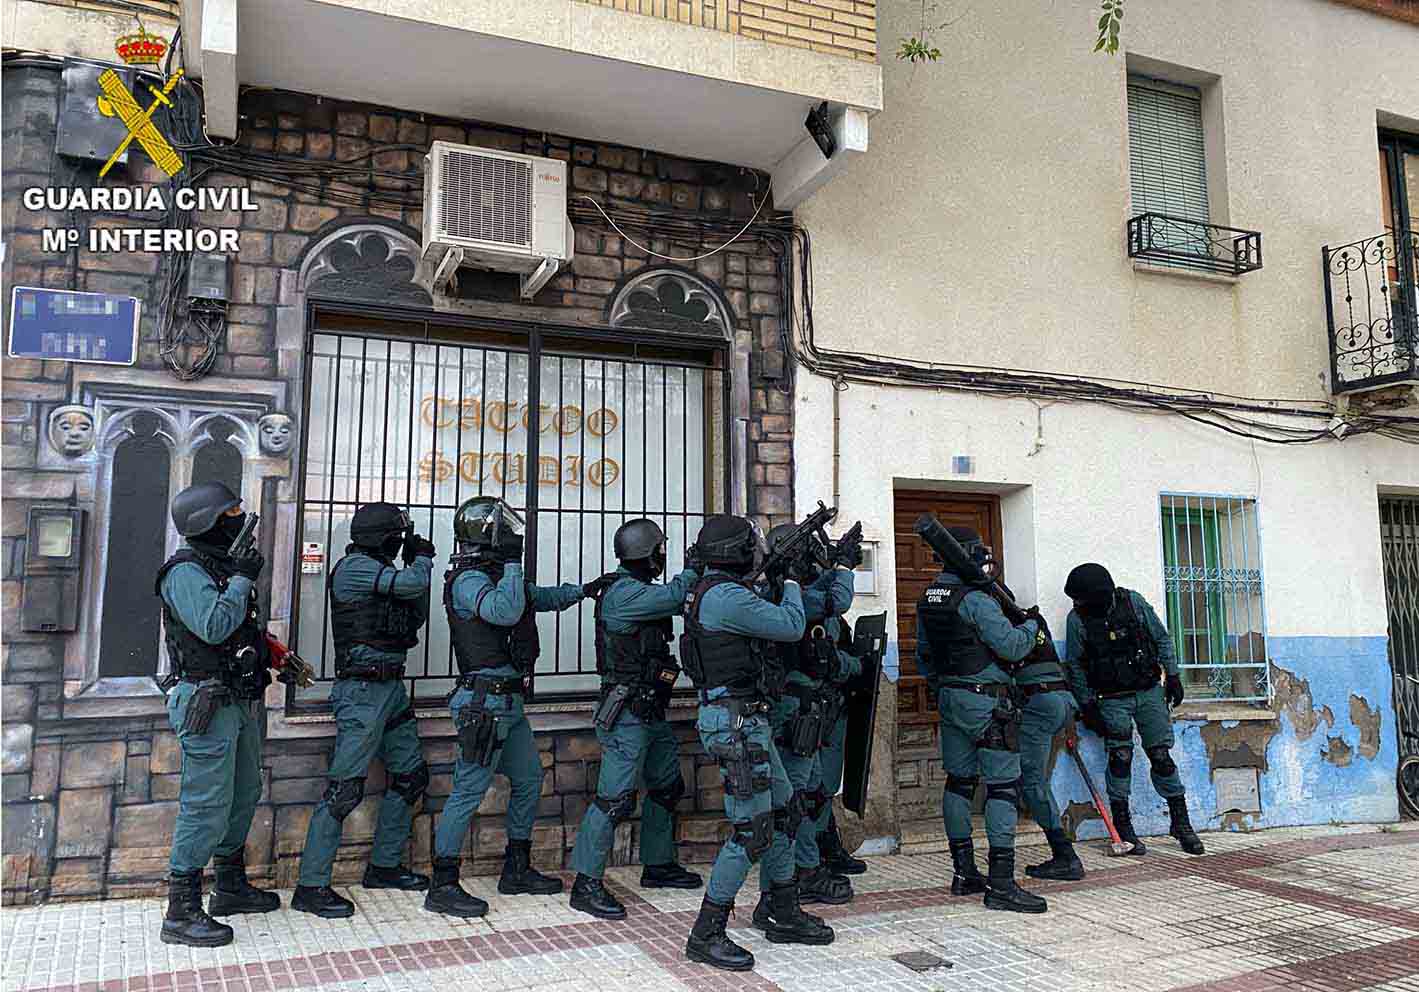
[0,66,807,904]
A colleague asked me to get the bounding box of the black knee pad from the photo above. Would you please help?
[646,774,685,814]
[802,786,830,824]
[946,775,979,803]
[323,777,365,820]
[1108,746,1134,780]
[389,763,429,805]
[985,780,1021,806]
[731,810,774,861]
[1145,745,1177,778]
[774,791,805,838]
[594,788,639,824]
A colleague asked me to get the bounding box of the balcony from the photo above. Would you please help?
[1127,213,1263,276]
[178,0,882,208]
[1324,229,1419,393]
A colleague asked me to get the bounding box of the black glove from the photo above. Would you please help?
[582,572,618,600]
[1023,605,1051,642]
[834,534,864,569]
[406,535,436,561]
[231,548,265,581]
[1165,674,1186,708]
[1080,700,1107,737]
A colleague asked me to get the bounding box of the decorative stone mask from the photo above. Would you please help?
[48,405,96,457]
[258,413,295,456]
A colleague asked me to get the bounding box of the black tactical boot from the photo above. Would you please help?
[796,864,853,905]
[161,871,234,947]
[761,881,835,945]
[1025,828,1085,881]
[1111,800,1147,855]
[208,850,280,916]
[685,896,754,972]
[984,849,1048,914]
[640,862,703,889]
[362,863,430,891]
[497,839,564,895]
[423,857,489,918]
[291,884,356,918]
[818,814,867,875]
[949,838,988,895]
[752,889,827,930]
[1167,795,1206,855]
[570,873,626,920]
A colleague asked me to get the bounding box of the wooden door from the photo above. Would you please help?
[893,489,1003,724]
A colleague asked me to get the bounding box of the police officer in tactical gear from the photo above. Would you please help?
[680,514,833,973]
[157,483,291,946]
[1063,563,1204,856]
[425,496,594,919]
[1009,576,1085,881]
[756,523,859,908]
[294,502,437,918]
[567,518,703,920]
[916,526,1047,914]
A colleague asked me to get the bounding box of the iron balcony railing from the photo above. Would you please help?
[1324,229,1419,393]
[1127,213,1263,276]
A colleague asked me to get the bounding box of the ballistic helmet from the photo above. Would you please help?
[695,515,761,572]
[1065,562,1115,612]
[350,502,411,553]
[171,482,241,538]
[454,496,525,561]
[614,518,667,577]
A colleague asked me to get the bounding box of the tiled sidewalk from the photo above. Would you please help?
[3,823,1418,992]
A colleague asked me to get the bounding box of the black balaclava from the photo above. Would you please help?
[1065,562,1116,616]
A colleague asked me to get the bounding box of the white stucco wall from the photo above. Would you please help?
[793,0,1419,645]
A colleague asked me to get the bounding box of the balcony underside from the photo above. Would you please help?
[181,0,880,207]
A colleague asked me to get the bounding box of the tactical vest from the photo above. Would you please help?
[155,549,268,696]
[1080,588,1160,693]
[327,552,422,672]
[680,574,781,697]
[785,623,837,681]
[916,574,994,678]
[594,575,674,686]
[444,564,540,675]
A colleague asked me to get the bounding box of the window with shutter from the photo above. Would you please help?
[1127,76,1210,223]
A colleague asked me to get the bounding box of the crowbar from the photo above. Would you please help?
[1064,720,1136,857]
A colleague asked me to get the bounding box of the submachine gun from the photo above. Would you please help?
[752,501,838,597]
[912,512,1058,669]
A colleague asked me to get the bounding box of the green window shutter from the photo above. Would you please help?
[1127,77,1210,223]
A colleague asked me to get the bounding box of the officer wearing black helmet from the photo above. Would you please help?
[293,502,437,918]
[679,514,833,973]
[425,496,600,919]
[157,482,312,947]
[566,518,703,920]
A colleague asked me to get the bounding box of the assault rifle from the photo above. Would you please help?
[913,512,1059,667]
[227,512,260,559]
[750,500,837,585]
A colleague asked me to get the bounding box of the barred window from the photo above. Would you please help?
[1159,494,1269,703]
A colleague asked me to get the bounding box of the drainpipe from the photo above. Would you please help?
[832,376,845,511]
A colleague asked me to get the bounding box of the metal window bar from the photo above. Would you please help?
[293,321,727,706]
[1381,496,1419,743]
[1159,493,1269,702]
[1127,213,1263,275]
[1323,229,1419,392]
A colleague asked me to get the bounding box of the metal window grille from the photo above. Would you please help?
[292,316,729,706]
[1159,494,1269,703]
[1380,496,1419,741]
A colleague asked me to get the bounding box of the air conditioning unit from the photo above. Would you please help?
[421,141,574,299]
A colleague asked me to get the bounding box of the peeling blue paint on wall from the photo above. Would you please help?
[1057,635,1398,841]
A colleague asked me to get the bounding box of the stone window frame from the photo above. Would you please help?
[61,368,290,719]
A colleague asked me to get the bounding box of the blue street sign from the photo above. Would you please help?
[8,286,139,366]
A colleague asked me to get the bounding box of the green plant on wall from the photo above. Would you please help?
[897,0,1124,63]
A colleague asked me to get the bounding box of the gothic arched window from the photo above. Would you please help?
[99,412,172,678]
